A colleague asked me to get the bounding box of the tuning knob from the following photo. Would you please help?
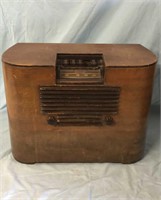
[105,116,115,125]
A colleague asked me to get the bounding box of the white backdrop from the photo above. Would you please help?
[0,0,160,108]
[0,1,161,200]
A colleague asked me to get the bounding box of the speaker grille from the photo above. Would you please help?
[39,86,120,125]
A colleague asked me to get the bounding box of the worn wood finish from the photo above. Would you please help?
[2,43,157,164]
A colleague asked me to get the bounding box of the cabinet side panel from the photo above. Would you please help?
[2,63,55,163]
[104,65,156,163]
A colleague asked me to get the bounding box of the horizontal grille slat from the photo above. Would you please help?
[42,107,118,111]
[41,103,118,107]
[57,121,102,126]
[40,95,119,100]
[41,111,118,115]
[41,99,119,103]
[57,115,102,119]
[58,121,102,125]
[40,91,119,96]
[57,118,101,122]
[40,90,120,94]
[40,86,120,91]
[40,86,120,125]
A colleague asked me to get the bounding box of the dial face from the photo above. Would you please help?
[56,54,105,84]
[60,69,102,79]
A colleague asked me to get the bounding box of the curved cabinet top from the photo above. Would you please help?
[2,43,157,68]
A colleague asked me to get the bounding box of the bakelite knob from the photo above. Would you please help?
[47,116,57,125]
[105,116,115,125]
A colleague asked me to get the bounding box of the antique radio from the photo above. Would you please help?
[2,43,157,164]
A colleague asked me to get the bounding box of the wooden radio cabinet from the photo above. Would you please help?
[2,43,157,164]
